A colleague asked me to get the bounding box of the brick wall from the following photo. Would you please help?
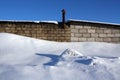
[0,21,70,42]
[70,21,120,43]
[0,20,120,43]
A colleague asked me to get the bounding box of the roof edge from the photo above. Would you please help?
[67,19,120,26]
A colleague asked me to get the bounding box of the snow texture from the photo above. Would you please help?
[0,20,58,24]
[39,21,58,24]
[0,33,120,80]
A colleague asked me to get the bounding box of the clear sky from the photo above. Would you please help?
[0,0,120,24]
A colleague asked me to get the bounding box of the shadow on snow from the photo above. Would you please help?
[36,53,95,66]
[36,53,60,66]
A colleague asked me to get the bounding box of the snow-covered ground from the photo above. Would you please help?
[0,33,120,80]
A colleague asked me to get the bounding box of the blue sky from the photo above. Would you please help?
[0,0,120,23]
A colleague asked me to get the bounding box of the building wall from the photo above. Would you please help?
[0,21,120,43]
[70,22,120,43]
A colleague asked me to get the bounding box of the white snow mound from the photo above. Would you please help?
[61,49,83,57]
[0,33,120,80]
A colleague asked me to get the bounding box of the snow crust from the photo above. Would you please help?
[0,33,120,80]
[0,20,58,24]
[39,21,58,24]
[33,20,58,24]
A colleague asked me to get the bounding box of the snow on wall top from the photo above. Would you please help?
[0,20,58,24]
[68,19,120,26]
[0,19,120,26]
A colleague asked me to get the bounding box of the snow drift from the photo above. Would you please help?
[0,33,120,80]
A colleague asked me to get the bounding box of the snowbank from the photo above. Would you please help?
[0,33,120,80]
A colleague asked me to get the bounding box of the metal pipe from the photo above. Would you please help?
[62,9,66,28]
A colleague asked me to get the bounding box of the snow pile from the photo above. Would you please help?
[0,33,120,80]
[61,48,83,57]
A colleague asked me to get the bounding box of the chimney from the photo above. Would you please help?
[61,9,66,28]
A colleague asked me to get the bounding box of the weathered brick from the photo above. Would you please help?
[111,38,119,42]
[99,34,107,37]
[57,34,61,37]
[91,34,99,38]
[103,38,111,42]
[111,30,120,33]
[32,34,37,38]
[59,37,65,40]
[17,27,22,30]
[53,37,58,40]
[107,34,115,37]
[71,37,78,42]
[84,25,91,29]
[31,30,36,34]
[75,33,82,37]
[71,29,78,33]
[10,28,15,30]
[87,38,95,41]
[5,27,10,30]
[41,37,47,39]
[104,30,111,33]
[0,29,5,32]
[65,31,70,34]
[88,29,95,33]
[71,33,74,37]
[6,30,12,33]
[114,34,120,37]
[37,31,42,34]
[96,30,104,33]
[75,25,83,29]
[79,38,87,41]
[65,37,70,40]
[79,29,87,33]
[83,34,90,38]
[47,37,52,40]
[25,31,30,34]
[70,25,75,29]
[95,38,103,42]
